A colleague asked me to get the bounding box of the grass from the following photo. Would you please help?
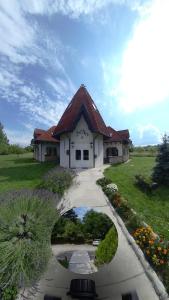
[104,157,169,240]
[0,153,56,192]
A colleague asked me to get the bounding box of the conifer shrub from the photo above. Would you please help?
[152,134,169,186]
[95,226,118,266]
[0,189,57,290]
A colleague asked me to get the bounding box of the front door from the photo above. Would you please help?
[70,143,93,168]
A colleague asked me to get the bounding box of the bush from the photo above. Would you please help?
[116,199,133,221]
[0,144,9,155]
[96,177,112,187]
[95,226,118,266]
[0,189,57,289]
[126,213,143,233]
[39,168,74,196]
[110,192,122,208]
[1,285,18,300]
[135,174,153,193]
[8,144,25,155]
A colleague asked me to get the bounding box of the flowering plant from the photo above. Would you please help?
[133,226,169,267]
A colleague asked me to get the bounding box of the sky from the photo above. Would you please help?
[0,0,169,146]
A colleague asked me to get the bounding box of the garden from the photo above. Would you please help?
[0,154,74,299]
[97,135,169,293]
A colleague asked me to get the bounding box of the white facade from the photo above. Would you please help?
[34,143,59,162]
[104,141,129,164]
[60,116,104,168]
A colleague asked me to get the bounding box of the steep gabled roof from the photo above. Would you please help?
[53,85,109,137]
[34,127,59,143]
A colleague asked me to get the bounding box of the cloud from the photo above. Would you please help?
[5,128,33,146]
[20,0,145,18]
[136,123,162,145]
[116,0,169,113]
[0,1,37,64]
[0,0,77,129]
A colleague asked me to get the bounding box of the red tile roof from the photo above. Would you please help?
[105,127,130,142]
[34,127,59,143]
[106,126,122,141]
[53,85,109,137]
[33,86,130,144]
[117,129,129,139]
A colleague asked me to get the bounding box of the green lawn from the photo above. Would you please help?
[104,157,169,240]
[0,153,56,192]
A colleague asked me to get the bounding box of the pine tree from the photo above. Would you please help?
[0,190,56,289]
[152,134,169,186]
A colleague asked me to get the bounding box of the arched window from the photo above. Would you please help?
[106,147,118,157]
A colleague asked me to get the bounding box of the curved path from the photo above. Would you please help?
[31,167,162,300]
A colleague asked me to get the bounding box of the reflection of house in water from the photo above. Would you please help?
[32,85,131,167]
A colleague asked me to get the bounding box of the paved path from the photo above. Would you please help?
[30,167,162,300]
[69,250,94,274]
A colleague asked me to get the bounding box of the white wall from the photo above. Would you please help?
[60,134,70,168]
[103,141,129,163]
[104,142,123,158]
[70,116,94,168]
[94,134,103,167]
[34,143,59,162]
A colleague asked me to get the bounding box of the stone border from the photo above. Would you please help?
[105,196,169,300]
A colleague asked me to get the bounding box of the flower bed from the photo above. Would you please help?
[97,176,169,294]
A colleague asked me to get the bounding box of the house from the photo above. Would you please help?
[32,85,131,168]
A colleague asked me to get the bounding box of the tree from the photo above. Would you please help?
[63,220,84,241]
[83,210,112,239]
[0,190,56,289]
[0,122,9,146]
[63,208,78,223]
[0,122,9,154]
[152,134,169,185]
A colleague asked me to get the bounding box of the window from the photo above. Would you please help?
[83,150,89,160]
[46,147,52,156]
[76,150,81,160]
[106,147,118,157]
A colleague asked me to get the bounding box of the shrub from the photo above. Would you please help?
[96,177,112,187]
[8,144,25,155]
[0,144,9,155]
[126,213,143,232]
[135,174,153,193]
[116,199,132,221]
[111,192,122,208]
[95,226,118,266]
[39,168,74,196]
[0,189,57,289]
[1,285,18,300]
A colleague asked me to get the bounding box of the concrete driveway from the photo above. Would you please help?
[30,167,164,300]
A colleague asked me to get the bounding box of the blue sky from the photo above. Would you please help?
[0,0,169,146]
